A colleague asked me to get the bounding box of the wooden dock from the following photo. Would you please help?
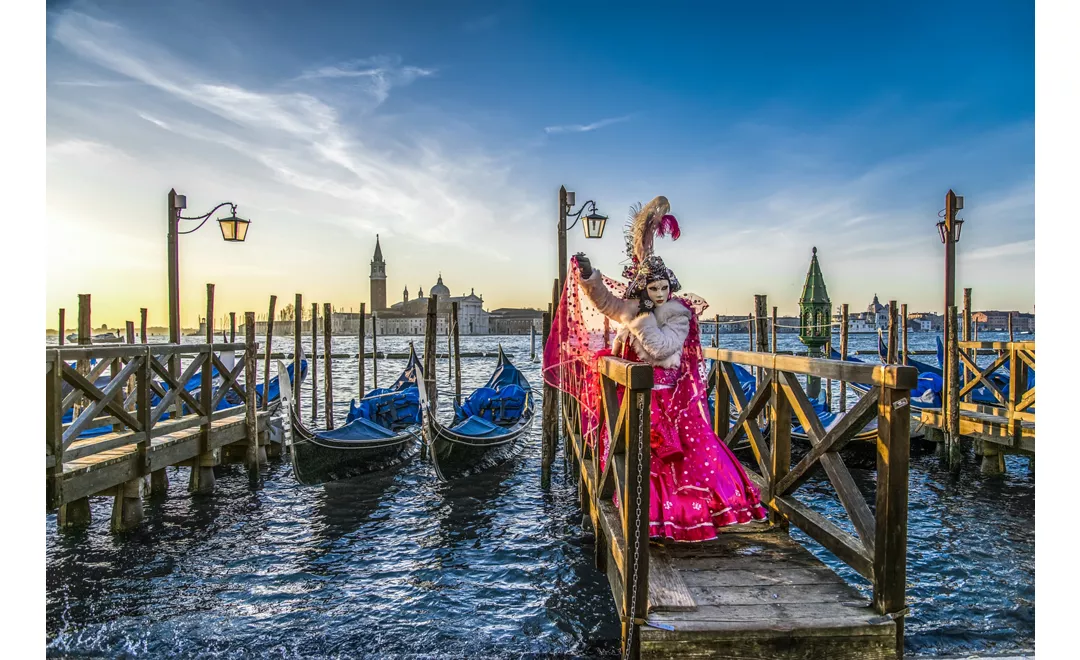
[548,340,915,658]
[47,330,270,533]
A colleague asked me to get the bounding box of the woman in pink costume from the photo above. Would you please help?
[544,196,766,542]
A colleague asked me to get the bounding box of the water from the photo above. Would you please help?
[46,332,1034,658]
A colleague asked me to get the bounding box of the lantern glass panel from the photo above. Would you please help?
[584,212,607,239]
[219,217,236,241]
[953,219,963,242]
[936,221,948,244]
[234,217,250,242]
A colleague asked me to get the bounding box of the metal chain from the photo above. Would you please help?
[624,391,645,660]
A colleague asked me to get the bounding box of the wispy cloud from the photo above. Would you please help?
[544,115,632,134]
[966,239,1035,261]
[297,55,435,105]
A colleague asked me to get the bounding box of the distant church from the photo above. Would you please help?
[368,235,490,335]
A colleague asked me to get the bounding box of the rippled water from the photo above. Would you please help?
[46,332,1034,658]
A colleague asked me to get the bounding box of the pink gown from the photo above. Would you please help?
[542,260,767,543]
[607,305,767,542]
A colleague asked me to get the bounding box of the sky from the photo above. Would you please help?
[44,0,1034,329]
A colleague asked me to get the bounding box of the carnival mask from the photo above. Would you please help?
[645,279,671,308]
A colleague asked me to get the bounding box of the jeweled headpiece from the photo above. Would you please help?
[621,196,681,299]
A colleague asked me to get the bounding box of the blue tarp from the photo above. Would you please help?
[449,415,512,438]
[315,415,400,442]
[345,351,422,430]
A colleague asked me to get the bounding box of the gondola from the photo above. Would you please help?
[418,345,535,482]
[279,346,422,486]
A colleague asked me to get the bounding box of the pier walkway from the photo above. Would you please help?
[47,338,269,533]
[548,348,915,659]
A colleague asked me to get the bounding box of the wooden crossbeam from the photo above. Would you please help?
[61,357,142,446]
[210,353,247,411]
[774,387,881,497]
[778,371,876,556]
[1017,386,1036,412]
[958,350,1008,405]
[721,363,772,477]
[1017,349,1036,372]
[150,354,206,424]
[61,356,115,412]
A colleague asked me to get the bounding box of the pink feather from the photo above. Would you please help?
[657,215,681,241]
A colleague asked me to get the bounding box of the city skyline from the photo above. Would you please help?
[46,1,1034,328]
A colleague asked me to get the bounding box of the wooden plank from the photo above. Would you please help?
[705,348,918,390]
[874,384,911,657]
[149,353,206,423]
[648,545,697,612]
[597,357,653,390]
[769,376,790,528]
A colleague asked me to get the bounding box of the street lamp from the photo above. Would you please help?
[167,189,250,344]
[557,186,608,292]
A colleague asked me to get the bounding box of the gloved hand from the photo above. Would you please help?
[637,295,654,316]
[575,253,593,279]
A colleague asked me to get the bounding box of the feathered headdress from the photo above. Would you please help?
[621,196,681,299]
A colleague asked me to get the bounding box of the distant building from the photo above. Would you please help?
[488,308,544,334]
[370,235,387,312]
[972,311,1036,334]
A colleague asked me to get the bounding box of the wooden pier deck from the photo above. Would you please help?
[548,344,915,659]
[47,331,270,532]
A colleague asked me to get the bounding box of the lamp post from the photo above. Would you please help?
[936,190,963,458]
[557,186,608,292]
[167,189,251,344]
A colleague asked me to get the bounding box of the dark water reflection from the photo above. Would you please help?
[47,333,1032,657]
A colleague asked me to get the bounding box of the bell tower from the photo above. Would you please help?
[370,234,387,312]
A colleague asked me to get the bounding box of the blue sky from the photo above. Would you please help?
[45,0,1034,326]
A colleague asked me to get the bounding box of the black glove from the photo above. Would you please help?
[637,295,654,316]
[575,253,593,279]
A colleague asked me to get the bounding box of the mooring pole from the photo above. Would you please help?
[452,301,461,403]
[771,306,778,354]
[323,302,334,430]
[311,302,319,423]
[58,308,65,346]
[372,311,379,389]
[358,302,366,395]
[839,304,849,411]
[901,303,909,366]
[262,295,276,411]
[293,293,302,423]
[541,309,555,489]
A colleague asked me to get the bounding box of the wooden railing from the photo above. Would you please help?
[561,356,653,659]
[956,341,1035,439]
[45,341,256,511]
[705,348,916,656]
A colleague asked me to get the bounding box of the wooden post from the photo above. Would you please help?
[622,388,651,660]
[839,304,849,411]
[1008,312,1014,342]
[771,306,778,353]
[754,296,768,354]
[901,304,909,366]
[558,186,568,297]
[140,308,148,343]
[530,321,536,360]
[713,313,720,348]
[962,288,972,400]
[126,321,135,344]
[293,293,302,422]
[206,285,215,345]
[874,377,911,657]
[887,300,898,364]
[712,356,730,440]
[230,312,236,343]
[372,311,379,389]
[946,306,961,467]
[747,311,754,351]
[447,308,453,385]
[541,309,556,489]
[452,301,461,403]
[424,296,439,407]
[311,302,319,423]
[323,302,334,430]
[358,303,366,395]
[769,376,791,530]
[262,295,276,411]
[245,311,262,478]
[58,308,65,346]
[190,285,216,495]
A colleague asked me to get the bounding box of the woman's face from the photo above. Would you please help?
[645,280,671,307]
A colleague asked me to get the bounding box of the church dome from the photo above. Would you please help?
[430,273,450,298]
[867,294,884,315]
